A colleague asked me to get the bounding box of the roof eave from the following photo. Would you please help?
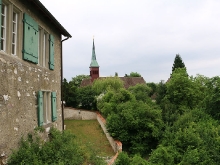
[30,0,72,38]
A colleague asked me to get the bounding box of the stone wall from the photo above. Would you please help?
[64,107,97,120]
[96,113,122,153]
[0,0,63,158]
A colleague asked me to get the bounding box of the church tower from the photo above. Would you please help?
[90,38,99,82]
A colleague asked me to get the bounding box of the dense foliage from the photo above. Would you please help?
[97,83,163,155]
[148,109,220,165]
[8,128,105,165]
[76,85,97,110]
[93,76,124,95]
[63,67,220,164]
[115,152,148,165]
[127,72,142,77]
[62,75,97,109]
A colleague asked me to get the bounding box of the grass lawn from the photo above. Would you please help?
[64,120,115,158]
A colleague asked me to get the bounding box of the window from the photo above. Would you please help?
[12,12,17,55]
[92,70,98,74]
[1,2,21,56]
[38,28,49,68]
[38,91,57,126]
[43,91,51,124]
[1,3,7,51]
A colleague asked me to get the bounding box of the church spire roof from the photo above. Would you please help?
[90,38,99,67]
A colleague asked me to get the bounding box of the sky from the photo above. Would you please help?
[41,0,220,83]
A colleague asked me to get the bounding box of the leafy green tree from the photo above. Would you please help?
[149,109,220,164]
[66,85,78,107]
[126,72,142,77]
[105,101,163,154]
[130,154,148,165]
[97,88,135,117]
[115,152,148,165]
[63,75,89,107]
[128,84,151,102]
[115,152,130,165]
[146,82,157,98]
[161,68,202,125]
[69,74,89,87]
[62,78,78,107]
[155,80,167,105]
[62,78,69,103]
[171,54,186,73]
[76,85,97,110]
[93,77,124,95]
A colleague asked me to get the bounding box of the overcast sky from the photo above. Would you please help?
[42,0,220,83]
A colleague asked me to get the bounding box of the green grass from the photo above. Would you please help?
[64,120,115,158]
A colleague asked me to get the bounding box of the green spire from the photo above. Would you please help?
[90,38,99,67]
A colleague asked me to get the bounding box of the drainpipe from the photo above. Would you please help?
[61,36,69,131]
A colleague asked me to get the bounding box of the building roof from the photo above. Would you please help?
[90,39,99,67]
[29,0,72,38]
[81,77,146,89]
[120,77,146,89]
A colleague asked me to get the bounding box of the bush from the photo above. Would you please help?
[8,128,105,165]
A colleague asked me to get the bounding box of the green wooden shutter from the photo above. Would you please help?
[38,91,44,126]
[0,0,2,50]
[49,34,54,70]
[51,92,57,122]
[23,13,38,64]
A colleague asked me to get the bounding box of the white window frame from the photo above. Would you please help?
[43,91,51,125]
[38,28,48,67]
[1,3,7,52]
[11,11,18,55]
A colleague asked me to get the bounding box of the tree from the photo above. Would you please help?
[62,78,78,107]
[69,74,89,88]
[97,88,135,117]
[161,68,202,125]
[62,78,69,104]
[171,54,186,74]
[76,85,97,110]
[198,76,220,119]
[106,100,163,155]
[62,75,90,107]
[166,68,202,109]
[115,152,130,165]
[128,84,151,102]
[125,72,142,77]
[155,80,167,106]
[149,109,220,164]
[146,82,157,98]
[115,152,148,165]
[92,77,124,95]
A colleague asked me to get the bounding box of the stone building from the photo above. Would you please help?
[0,0,71,158]
[81,39,146,88]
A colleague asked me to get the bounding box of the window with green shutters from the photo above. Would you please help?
[38,91,57,126]
[23,13,38,64]
[49,34,55,70]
